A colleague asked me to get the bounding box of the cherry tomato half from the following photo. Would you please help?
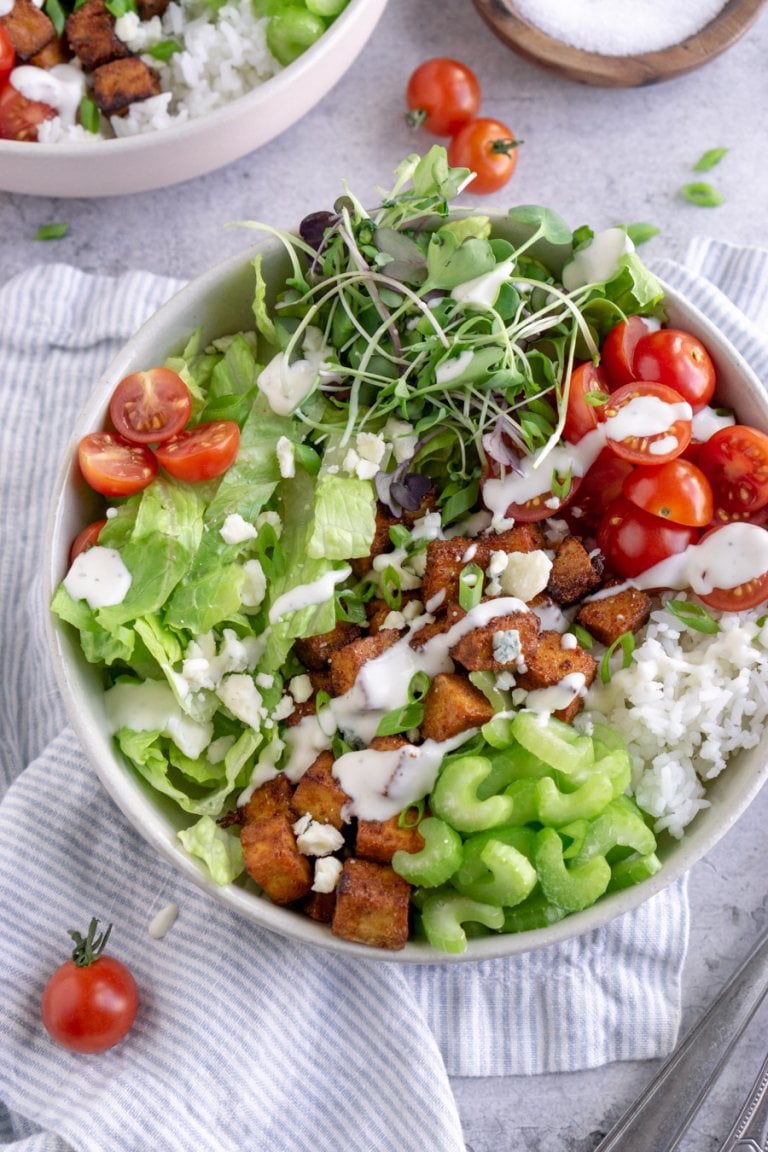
[596,496,699,580]
[78,432,158,497]
[563,362,609,443]
[109,367,191,444]
[0,27,15,88]
[622,458,713,527]
[603,381,692,465]
[561,447,633,536]
[155,420,240,482]
[405,57,481,136]
[697,424,768,520]
[600,316,652,391]
[41,918,138,1055]
[447,118,521,195]
[694,525,768,612]
[0,81,55,141]
[502,476,582,523]
[633,328,716,409]
[69,518,108,565]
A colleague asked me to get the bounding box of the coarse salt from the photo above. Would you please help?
[513,0,727,56]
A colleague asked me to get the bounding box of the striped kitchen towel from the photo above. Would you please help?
[2,237,762,1152]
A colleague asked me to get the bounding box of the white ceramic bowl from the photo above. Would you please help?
[0,0,387,198]
[44,232,768,962]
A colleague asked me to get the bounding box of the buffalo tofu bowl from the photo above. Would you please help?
[45,150,768,960]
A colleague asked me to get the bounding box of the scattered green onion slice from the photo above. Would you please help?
[681,182,725,208]
[624,222,660,246]
[693,147,729,172]
[569,623,594,650]
[666,600,720,634]
[550,464,573,501]
[398,799,425,828]
[43,0,66,35]
[148,38,182,61]
[380,565,403,611]
[388,524,411,549]
[79,96,100,134]
[35,223,69,241]
[599,632,635,684]
[376,672,431,737]
[459,562,484,612]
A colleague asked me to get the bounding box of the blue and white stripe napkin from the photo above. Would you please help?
[2,237,763,1152]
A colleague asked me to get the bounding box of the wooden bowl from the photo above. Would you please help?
[472,0,767,86]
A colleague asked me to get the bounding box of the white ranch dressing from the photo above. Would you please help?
[524,672,587,715]
[435,349,475,384]
[10,64,86,129]
[451,256,516,308]
[104,679,213,759]
[691,405,736,441]
[603,394,692,442]
[562,228,634,291]
[268,565,351,625]
[63,546,132,609]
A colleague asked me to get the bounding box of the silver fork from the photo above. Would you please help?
[595,925,768,1151]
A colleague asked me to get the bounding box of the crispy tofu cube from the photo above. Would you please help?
[1,0,56,60]
[576,586,652,646]
[136,0,170,16]
[421,672,494,741]
[292,750,349,830]
[450,609,540,672]
[244,773,295,823]
[516,630,597,721]
[409,602,466,649]
[420,522,546,606]
[547,536,603,606]
[241,813,312,905]
[29,34,71,68]
[91,56,161,116]
[294,621,361,671]
[349,495,436,578]
[65,0,131,70]
[329,629,400,696]
[331,858,411,950]
[302,889,337,923]
[355,813,425,864]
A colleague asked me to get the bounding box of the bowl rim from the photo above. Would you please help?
[44,236,768,963]
[0,0,385,159]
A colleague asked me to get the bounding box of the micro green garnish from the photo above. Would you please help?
[693,147,729,172]
[599,631,635,684]
[623,222,660,246]
[584,390,610,407]
[398,799,425,828]
[681,182,725,208]
[148,38,182,60]
[376,672,431,737]
[666,599,720,634]
[35,223,69,241]
[569,623,594,649]
[458,562,484,611]
[79,96,100,134]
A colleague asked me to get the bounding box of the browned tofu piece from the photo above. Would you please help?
[29,34,71,68]
[244,773,295,823]
[450,609,540,672]
[292,750,349,830]
[1,0,56,60]
[576,586,652,646]
[302,889,336,923]
[329,628,400,696]
[293,621,361,671]
[136,0,170,17]
[547,536,603,606]
[331,858,411,950]
[409,602,466,649]
[349,502,399,577]
[91,56,161,116]
[241,813,312,905]
[516,630,597,722]
[65,0,131,71]
[356,813,425,864]
[421,672,495,741]
[420,522,546,607]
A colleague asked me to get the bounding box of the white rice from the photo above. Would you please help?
[577,596,768,839]
[36,0,280,143]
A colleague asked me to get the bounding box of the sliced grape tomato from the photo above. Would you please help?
[603,381,692,465]
[78,432,158,498]
[562,362,609,444]
[697,424,768,519]
[155,420,240,482]
[69,519,108,564]
[693,524,768,611]
[109,367,191,444]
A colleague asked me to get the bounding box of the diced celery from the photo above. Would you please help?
[430,755,515,833]
[453,838,537,907]
[608,852,662,891]
[391,817,463,888]
[502,893,570,933]
[535,772,615,825]
[420,890,505,953]
[511,710,594,776]
[535,827,611,912]
[574,796,656,862]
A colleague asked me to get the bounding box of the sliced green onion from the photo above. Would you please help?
[380,565,402,610]
[550,464,572,501]
[376,701,424,737]
[599,632,635,684]
[256,522,286,580]
[584,390,610,407]
[459,562,484,612]
[35,223,69,241]
[43,0,66,35]
[388,524,411,549]
[666,599,720,634]
[335,588,368,626]
[681,182,725,208]
[568,623,594,650]
[104,0,136,15]
[624,222,660,246]
[79,96,100,134]
[693,147,728,172]
[147,38,183,61]
[398,799,425,828]
[407,670,431,702]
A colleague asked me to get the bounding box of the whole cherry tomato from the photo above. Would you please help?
[447,118,521,194]
[596,496,699,579]
[600,316,652,391]
[405,58,481,136]
[622,458,714,527]
[41,918,138,1054]
[633,328,716,408]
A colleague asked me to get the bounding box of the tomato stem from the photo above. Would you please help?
[405,108,428,130]
[491,137,523,156]
[68,917,113,967]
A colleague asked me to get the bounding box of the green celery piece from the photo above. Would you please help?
[511,711,594,776]
[391,817,463,887]
[535,827,611,913]
[453,838,537,908]
[430,755,515,833]
[419,889,505,954]
[502,893,570,933]
[607,852,662,892]
[476,743,550,797]
[178,815,245,884]
[572,797,657,862]
[503,778,540,825]
[306,474,376,560]
[535,772,615,826]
